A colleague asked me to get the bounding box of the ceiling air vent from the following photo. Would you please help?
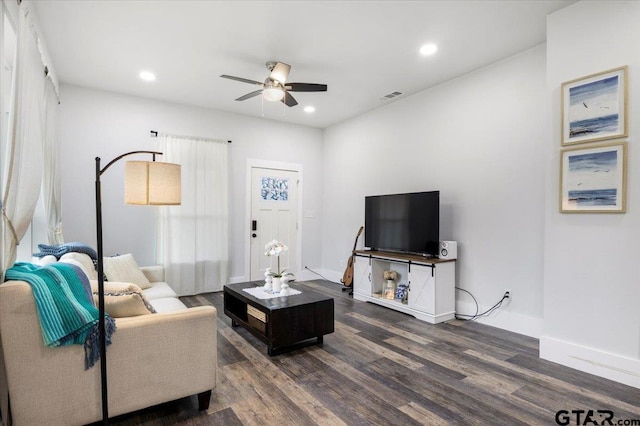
[380,91,403,101]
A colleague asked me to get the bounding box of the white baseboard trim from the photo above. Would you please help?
[228,275,247,284]
[455,300,543,338]
[296,267,342,284]
[231,269,343,286]
[298,271,542,337]
[540,336,640,389]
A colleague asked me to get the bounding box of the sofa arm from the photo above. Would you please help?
[140,265,164,282]
[0,281,216,425]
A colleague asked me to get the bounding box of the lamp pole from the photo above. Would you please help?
[94,151,163,425]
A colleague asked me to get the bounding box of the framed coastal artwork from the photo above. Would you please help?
[560,142,627,213]
[561,66,627,146]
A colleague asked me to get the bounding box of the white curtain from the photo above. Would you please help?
[1,6,45,275]
[0,5,50,425]
[156,134,229,295]
[42,79,63,244]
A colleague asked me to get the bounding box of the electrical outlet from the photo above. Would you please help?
[505,289,511,298]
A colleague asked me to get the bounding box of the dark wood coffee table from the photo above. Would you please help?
[223,281,334,356]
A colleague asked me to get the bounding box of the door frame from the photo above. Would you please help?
[245,158,303,282]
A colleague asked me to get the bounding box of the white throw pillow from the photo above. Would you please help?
[32,255,57,266]
[102,253,151,289]
[60,252,98,280]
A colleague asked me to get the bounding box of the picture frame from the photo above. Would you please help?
[560,142,627,213]
[561,66,628,146]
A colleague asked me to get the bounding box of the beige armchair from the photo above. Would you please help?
[0,280,217,425]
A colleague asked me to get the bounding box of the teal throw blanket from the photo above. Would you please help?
[4,262,116,369]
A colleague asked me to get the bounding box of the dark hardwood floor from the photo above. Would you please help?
[108,280,640,425]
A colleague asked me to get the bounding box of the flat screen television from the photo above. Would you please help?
[364,191,439,257]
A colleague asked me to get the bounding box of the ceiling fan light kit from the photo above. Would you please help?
[221,61,327,108]
[263,82,285,102]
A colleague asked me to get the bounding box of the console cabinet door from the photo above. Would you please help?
[353,256,371,296]
[408,264,435,314]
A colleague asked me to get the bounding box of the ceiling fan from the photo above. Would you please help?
[220,61,327,107]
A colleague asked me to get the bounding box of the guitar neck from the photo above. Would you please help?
[352,227,364,252]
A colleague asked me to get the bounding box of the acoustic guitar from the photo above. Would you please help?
[341,226,364,287]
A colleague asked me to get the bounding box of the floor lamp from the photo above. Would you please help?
[95,151,181,424]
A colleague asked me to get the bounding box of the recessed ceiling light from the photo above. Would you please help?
[419,43,438,56]
[139,71,156,81]
[304,106,316,113]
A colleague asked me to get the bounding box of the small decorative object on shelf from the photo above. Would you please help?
[264,240,294,294]
[395,283,408,304]
[383,270,398,300]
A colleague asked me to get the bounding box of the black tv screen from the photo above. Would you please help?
[364,191,439,256]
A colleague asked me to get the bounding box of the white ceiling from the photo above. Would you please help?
[31,0,574,129]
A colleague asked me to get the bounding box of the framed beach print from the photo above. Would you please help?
[561,66,627,146]
[560,142,627,213]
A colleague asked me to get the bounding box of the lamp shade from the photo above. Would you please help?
[125,161,181,205]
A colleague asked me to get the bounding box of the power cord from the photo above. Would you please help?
[304,266,333,282]
[455,287,478,320]
[455,287,509,321]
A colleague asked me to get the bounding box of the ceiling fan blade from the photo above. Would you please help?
[281,91,298,107]
[285,83,328,92]
[235,90,263,101]
[220,74,263,86]
[270,62,291,84]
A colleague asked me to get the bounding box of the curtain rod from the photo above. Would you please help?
[150,130,231,143]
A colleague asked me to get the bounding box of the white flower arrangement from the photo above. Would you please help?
[384,270,398,281]
[264,240,293,278]
[264,239,288,257]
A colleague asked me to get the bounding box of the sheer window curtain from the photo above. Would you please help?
[42,79,63,244]
[1,5,55,424]
[1,6,45,276]
[156,135,229,295]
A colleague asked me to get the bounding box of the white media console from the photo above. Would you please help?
[352,250,456,324]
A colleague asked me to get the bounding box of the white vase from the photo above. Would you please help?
[272,277,282,293]
[384,280,396,300]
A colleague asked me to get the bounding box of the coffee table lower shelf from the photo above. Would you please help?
[224,282,334,356]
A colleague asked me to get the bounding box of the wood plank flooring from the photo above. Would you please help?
[107,280,640,425]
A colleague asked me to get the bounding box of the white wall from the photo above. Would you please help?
[59,84,324,280]
[542,1,640,387]
[322,45,549,337]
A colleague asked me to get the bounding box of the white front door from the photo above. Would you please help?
[249,167,299,280]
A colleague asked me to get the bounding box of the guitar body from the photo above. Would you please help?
[342,256,356,287]
[341,226,364,287]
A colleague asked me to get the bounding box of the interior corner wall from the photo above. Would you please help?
[542,1,640,388]
[58,84,323,280]
[321,45,549,337]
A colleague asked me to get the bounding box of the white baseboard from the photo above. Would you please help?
[455,300,543,338]
[301,271,543,338]
[296,267,342,284]
[540,336,640,389]
[228,275,247,284]
[231,269,343,286]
